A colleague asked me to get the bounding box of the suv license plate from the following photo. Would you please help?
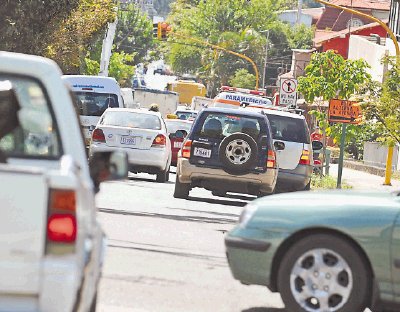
[120,136,136,145]
[194,147,211,158]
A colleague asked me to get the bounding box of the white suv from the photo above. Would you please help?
[0,52,126,312]
[262,109,313,191]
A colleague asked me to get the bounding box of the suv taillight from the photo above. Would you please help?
[152,134,166,147]
[182,140,192,158]
[47,189,77,244]
[92,128,106,143]
[299,149,311,165]
[267,150,276,168]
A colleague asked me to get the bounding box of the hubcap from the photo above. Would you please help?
[290,248,353,312]
[225,139,251,165]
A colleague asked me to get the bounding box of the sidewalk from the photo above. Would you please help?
[329,164,400,192]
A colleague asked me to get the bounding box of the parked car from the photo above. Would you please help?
[90,108,172,182]
[225,190,400,312]
[0,52,127,312]
[174,107,279,199]
[165,119,193,166]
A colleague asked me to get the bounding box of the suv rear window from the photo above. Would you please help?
[196,112,262,139]
[267,114,310,144]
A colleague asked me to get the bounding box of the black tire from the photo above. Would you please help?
[304,180,311,190]
[173,175,190,199]
[156,166,169,183]
[219,133,258,175]
[277,234,371,312]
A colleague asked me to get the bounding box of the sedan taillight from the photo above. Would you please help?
[92,128,106,143]
[152,134,166,147]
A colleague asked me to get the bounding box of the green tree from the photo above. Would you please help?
[298,50,371,164]
[167,0,295,95]
[84,50,136,87]
[229,69,256,89]
[0,0,79,55]
[45,0,116,73]
[361,57,400,146]
[114,3,154,65]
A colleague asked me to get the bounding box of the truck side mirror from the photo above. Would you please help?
[89,151,128,192]
[274,141,285,151]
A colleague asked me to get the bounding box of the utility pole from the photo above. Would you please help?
[99,16,118,77]
[262,31,270,91]
[297,0,303,24]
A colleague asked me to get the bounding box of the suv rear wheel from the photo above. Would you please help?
[219,133,258,175]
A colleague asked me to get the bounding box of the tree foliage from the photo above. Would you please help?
[360,57,400,145]
[229,69,256,89]
[84,50,136,87]
[298,50,372,155]
[166,0,310,95]
[114,3,154,65]
[45,0,116,74]
[0,0,80,55]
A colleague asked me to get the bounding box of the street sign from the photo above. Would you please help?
[328,99,362,124]
[279,78,297,106]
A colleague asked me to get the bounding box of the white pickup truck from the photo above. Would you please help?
[0,52,126,311]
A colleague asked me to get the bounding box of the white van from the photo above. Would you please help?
[62,75,124,145]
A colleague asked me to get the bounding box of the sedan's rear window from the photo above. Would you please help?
[266,114,310,143]
[101,111,161,130]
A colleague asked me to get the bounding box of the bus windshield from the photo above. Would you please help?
[73,92,119,116]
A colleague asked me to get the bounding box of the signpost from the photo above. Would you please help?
[279,78,297,106]
[328,99,362,188]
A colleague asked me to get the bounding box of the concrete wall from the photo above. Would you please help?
[348,35,389,82]
[279,11,313,27]
[363,142,399,170]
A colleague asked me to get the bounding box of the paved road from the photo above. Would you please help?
[95,166,382,312]
[96,170,284,312]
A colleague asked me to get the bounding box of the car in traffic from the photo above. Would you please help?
[174,108,198,121]
[90,108,172,182]
[0,51,127,312]
[225,190,400,312]
[174,107,279,199]
[261,109,317,191]
[165,118,193,166]
[62,75,124,146]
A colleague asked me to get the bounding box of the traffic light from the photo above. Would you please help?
[153,22,171,40]
[153,22,160,39]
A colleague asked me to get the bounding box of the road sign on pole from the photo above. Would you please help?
[328,99,362,124]
[279,78,297,106]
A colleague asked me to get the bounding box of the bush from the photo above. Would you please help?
[311,174,352,189]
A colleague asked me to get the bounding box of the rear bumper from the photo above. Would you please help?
[90,144,170,171]
[177,157,277,194]
[276,164,312,191]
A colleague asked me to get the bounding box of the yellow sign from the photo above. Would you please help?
[328,99,362,124]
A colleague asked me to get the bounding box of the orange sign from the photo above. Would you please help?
[328,99,362,124]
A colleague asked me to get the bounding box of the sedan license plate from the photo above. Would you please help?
[193,147,211,158]
[174,141,183,149]
[120,136,136,145]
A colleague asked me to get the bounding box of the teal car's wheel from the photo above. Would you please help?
[277,234,370,312]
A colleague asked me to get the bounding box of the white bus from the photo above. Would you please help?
[62,75,124,145]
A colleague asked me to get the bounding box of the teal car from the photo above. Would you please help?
[225,190,400,312]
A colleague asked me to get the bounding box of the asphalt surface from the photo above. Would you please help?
[95,166,386,312]
[96,170,284,312]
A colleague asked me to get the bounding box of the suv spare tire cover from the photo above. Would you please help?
[219,133,258,175]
